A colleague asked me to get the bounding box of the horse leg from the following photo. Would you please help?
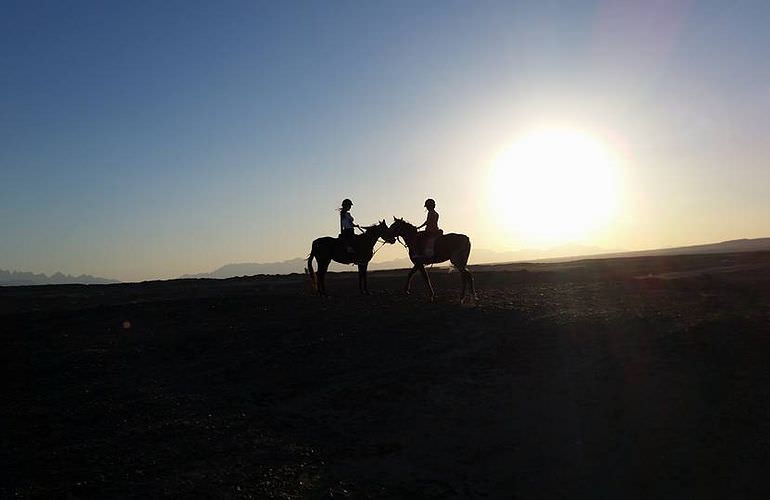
[465,268,476,302]
[417,264,435,302]
[307,250,318,293]
[404,264,419,294]
[358,266,363,294]
[358,263,369,295]
[317,260,330,296]
[451,247,474,304]
[459,267,476,304]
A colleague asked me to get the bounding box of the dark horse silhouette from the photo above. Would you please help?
[389,217,476,303]
[307,220,395,296]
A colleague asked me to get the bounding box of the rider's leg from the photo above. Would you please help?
[342,228,355,253]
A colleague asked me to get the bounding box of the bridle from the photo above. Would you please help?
[357,225,394,257]
[393,223,411,249]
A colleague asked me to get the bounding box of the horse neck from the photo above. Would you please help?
[361,228,381,247]
[399,225,418,246]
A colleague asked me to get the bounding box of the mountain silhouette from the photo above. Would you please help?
[180,238,770,279]
[180,257,415,279]
[539,237,770,262]
[0,269,120,286]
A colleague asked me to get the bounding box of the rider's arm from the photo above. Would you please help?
[417,220,426,229]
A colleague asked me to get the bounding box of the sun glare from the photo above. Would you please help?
[489,128,619,246]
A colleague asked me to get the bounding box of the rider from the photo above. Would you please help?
[417,198,441,234]
[339,198,359,253]
[416,198,442,257]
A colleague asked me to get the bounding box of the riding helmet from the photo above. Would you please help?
[424,198,436,209]
[342,198,353,207]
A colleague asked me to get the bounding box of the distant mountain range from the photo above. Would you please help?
[535,237,770,262]
[181,237,770,279]
[0,269,119,286]
[6,239,766,285]
[179,258,405,278]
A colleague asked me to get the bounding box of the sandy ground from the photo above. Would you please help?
[3,251,770,498]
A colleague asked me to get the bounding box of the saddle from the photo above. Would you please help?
[410,230,443,259]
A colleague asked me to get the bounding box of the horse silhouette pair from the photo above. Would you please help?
[307,218,476,303]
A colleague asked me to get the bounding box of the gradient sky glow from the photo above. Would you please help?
[2,1,769,281]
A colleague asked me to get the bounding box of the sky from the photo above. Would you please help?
[1,0,769,281]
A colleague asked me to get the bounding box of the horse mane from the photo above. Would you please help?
[394,218,418,232]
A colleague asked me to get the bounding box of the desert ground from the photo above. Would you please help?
[3,251,770,498]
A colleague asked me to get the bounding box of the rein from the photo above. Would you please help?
[371,239,387,257]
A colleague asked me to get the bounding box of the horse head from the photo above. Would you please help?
[391,216,417,241]
[378,219,396,244]
[362,220,396,244]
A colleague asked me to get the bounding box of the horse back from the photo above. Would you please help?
[409,232,470,265]
[311,236,338,258]
[312,236,338,249]
[313,235,373,265]
[441,232,470,247]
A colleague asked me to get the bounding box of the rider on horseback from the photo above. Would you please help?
[339,198,359,253]
[417,198,441,234]
[415,198,443,258]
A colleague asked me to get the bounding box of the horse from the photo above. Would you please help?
[389,217,476,303]
[307,220,395,296]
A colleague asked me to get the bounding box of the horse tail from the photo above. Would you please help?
[307,248,317,291]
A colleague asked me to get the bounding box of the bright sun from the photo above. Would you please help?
[488,128,619,246]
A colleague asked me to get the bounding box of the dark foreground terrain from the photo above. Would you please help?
[3,252,770,498]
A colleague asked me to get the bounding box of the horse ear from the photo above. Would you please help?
[392,216,396,221]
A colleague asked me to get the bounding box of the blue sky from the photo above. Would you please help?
[2,1,769,280]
